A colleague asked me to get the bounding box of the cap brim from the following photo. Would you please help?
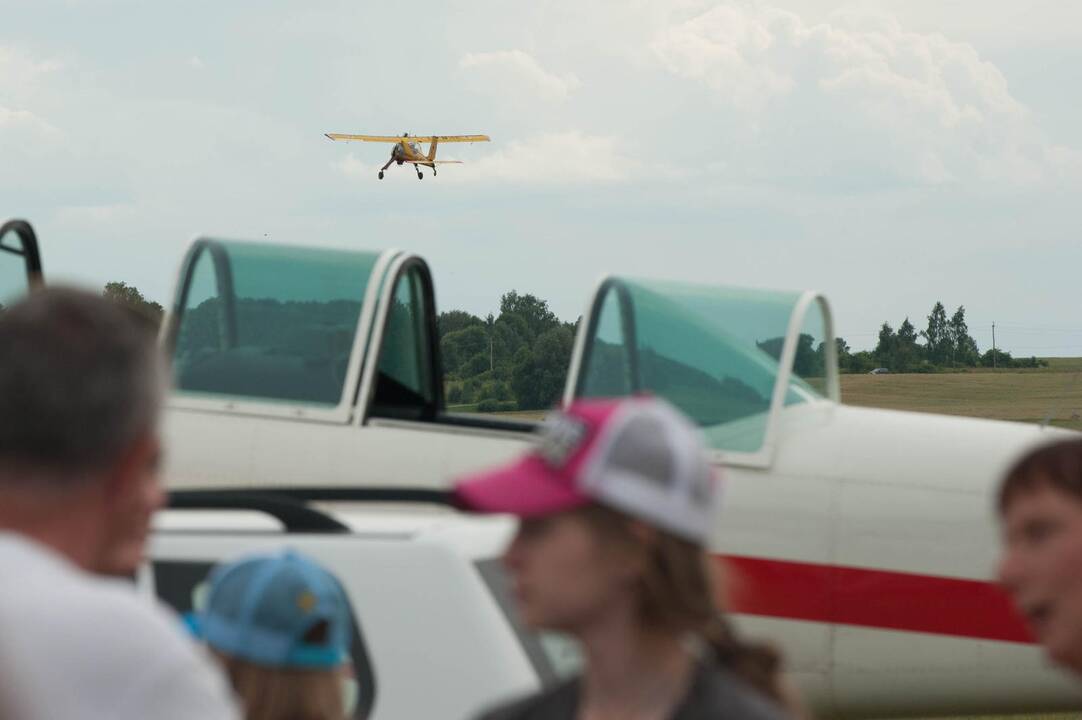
[454,456,590,517]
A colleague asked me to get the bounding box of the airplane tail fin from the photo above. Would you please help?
[427,137,438,161]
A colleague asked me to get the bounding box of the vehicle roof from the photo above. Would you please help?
[155,504,517,561]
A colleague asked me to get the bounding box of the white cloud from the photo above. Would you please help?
[0,46,62,95]
[187,55,205,70]
[459,50,581,103]
[0,47,63,141]
[650,3,1071,186]
[331,151,376,179]
[459,131,638,183]
[0,105,57,135]
[55,203,137,224]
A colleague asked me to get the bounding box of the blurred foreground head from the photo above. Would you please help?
[456,397,786,705]
[191,549,357,720]
[0,287,166,575]
[998,438,1082,676]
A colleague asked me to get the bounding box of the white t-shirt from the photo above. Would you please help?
[0,533,240,720]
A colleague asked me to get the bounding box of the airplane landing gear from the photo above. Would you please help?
[379,157,394,181]
[416,170,423,180]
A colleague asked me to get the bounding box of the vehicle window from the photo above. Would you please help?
[153,559,376,719]
[370,265,437,419]
[575,278,820,454]
[171,241,378,407]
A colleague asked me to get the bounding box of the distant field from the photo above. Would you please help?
[455,359,1082,432]
[842,358,1082,431]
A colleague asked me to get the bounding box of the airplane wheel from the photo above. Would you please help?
[378,171,384,180]
[417,172,423,180]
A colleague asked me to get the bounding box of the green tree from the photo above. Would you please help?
[874,322,896,368]
[895,317,920,372]
[499,291,558,344]
[921,302,949,365]
[846,350,878,373]
[792,333,823,378]
[441,325,488,378]
[437,310,482,339]
[980,348,1013,368]
[103,282,163,326]
[511,325,575,410]
[948,305,979,367]
[827,337,850,373]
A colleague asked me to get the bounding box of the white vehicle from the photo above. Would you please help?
[150,494,547,720]
[2,219,1079,718]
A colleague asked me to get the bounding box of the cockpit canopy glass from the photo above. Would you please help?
[575,278,827,455]
[171,240,379,407]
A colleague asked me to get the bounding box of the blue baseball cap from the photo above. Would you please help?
[191,549,353,670]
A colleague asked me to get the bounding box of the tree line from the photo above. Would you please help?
[91,281,578,412]
[836,302,1045,373]
[92,283,1051,413]
[439,291,576,411]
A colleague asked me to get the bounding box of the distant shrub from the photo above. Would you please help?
[446,384,463,405]
[477,398,500,412]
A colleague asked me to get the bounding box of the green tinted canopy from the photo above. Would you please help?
[573,277,832,455]
[170,240,381,408]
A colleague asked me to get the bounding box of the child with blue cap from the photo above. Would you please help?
[189,549,359,720]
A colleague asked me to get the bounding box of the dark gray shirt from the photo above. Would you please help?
[476,662,791,720]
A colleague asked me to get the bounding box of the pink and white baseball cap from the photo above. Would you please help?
[454,397,718,543]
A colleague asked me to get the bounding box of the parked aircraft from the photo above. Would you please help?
[324,132,490,179]
[2,219,1079,718]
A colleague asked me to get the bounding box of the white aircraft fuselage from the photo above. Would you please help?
[3,220,1073,718]
[155,239,1082,718]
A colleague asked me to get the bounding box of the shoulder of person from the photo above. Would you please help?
[7,552,189,656]
[0,536,238,719]
[474,678,579,720]
[679,663,792,720]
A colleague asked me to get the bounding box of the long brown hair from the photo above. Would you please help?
[216,653,346,720]
[577,504,786,705]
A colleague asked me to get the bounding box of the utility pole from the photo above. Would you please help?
[992,322,997,369]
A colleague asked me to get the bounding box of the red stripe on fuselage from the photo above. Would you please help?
[720,555,1034,644]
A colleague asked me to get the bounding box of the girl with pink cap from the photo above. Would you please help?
[456,397,801,720]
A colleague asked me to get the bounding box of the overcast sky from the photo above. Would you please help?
[3,0,1081,354]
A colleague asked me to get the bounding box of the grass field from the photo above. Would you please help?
[842,358,1082,431]
[456,358,1082,432]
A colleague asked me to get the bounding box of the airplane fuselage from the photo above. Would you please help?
[154,240,1082,718]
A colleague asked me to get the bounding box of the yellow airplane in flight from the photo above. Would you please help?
[324,132,490,180]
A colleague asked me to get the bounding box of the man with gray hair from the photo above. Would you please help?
[0,288,238,719]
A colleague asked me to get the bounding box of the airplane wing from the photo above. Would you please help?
[324,133,490,143]
[324,134,404,143]
[411,134,489,142]
[412,160,463,164]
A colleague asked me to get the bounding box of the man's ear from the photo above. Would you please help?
[101,433,161,506]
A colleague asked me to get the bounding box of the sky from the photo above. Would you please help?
[2,0,1081,355]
